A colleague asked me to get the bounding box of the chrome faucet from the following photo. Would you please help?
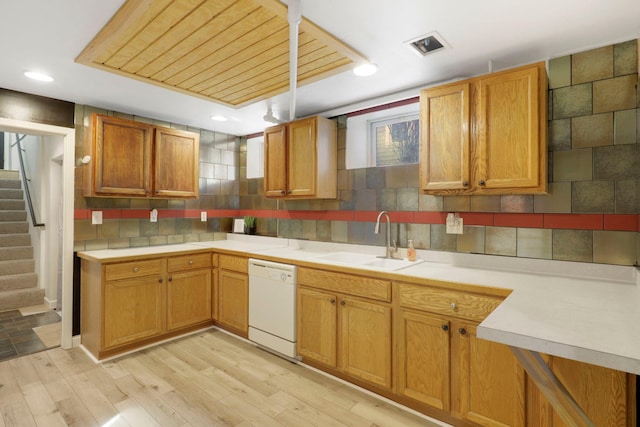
[374,210,399,259]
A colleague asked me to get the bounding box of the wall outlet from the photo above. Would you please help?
[446,213,464,234]
[91,211,102,225]
[201,211,207,222]
[150,209,158,223]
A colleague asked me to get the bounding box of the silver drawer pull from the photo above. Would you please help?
[133,267,139,273]
[450,302,457,310]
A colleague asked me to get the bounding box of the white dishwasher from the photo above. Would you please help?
[248,258,297,359]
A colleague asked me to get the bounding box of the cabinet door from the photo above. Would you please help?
[166,269,212,331]
[93,114,152,197]
[217,269,248,336]
[104,276,163,349]
[531,357,632,427]
[476,65,542,191]
[288,117,316,197]
[396,309,451,411]
[419,82,470,193]
[340,296,392,389]
[154,127,200,198]
[456,322,526,427]
[264,124,288,197]
[297,287,337,367]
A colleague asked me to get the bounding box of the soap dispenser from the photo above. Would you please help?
[407,239,416,261]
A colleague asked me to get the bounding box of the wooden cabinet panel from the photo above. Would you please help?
[419,62,547,195]
[219,254,248,274]
[419,82,470,192]
[89,114,152,197]
[104,276,164,349]
[288,117,316,197]
[477,65,541,191]
[167,253,211,272]
[340,296,392,389]
[167,269,212,331]
[396,309,451,411]
[85,113,200,199]
[298,267,391,302]
[217,269,248,335]
[105,258,164,282]
[456,322,526,427]
[154,127,200,198]
[263,116,337,199]
[264,124,288,197]
[297,287,337,367]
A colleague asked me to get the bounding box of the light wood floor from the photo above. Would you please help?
[0,329,447,427]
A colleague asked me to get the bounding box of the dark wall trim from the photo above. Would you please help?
[0,88,74,129]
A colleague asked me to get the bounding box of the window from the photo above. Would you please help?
[345,101,419,169]
[370,114,419,167]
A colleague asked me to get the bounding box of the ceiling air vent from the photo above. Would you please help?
[405,32,449,57]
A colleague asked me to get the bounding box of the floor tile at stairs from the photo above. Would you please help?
[0,307,61,362]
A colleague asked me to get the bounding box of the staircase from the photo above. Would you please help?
[0,170,43,311]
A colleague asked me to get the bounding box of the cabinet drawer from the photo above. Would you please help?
[298,267,391,302]
[398,283,502,322]
[105,259,163,282]
[219,254,248,274]
[167,253,211,272]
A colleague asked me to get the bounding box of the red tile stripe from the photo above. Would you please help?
[73,209,639,232]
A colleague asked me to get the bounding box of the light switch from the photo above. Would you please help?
[91,211,102,225]
[150,209,158,223]
[201,211,207,222]
[446,213,463,234]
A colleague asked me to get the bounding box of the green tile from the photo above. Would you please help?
[140,221,159,237]
[457,226,485,254]
[553,149,593,182]
[615,179,638,214]
[571,45,613,84]
[366,168,386,189]
[593,231,636,265]
[317,220,332,241]
[443,196,470,212]
[572,181,615,213]
[406,223,430,249]
[167,235,185,245]
[593,144,638,180]
[430,224,457,252]
[419,194,443,211]
[549,118,571,151]
[353,169,367,190]
[572,113,613,148]
[549,55,571,89]
[397,188,419,211]
[85,240,109,251]
[150,236,169,246]
[614,39,638,76]
[75,220,97,241]
[129,237,150,247]
[534,182,572,213]
[500,195,533,213]
[485,227,517,257]
[97,220,119,239]
[331,221,348,242]
[470,196,501,212]
[385,165,409,188]
[337,148,346,170]
[516,228,552,260]
[119,219,141,238]
[552,83,592,119]
[302,220,317,240]
[107,238,130,249]
[354,188,377,211]
[376,189,397,211]
[593,75,637,114]
[614,109,637,145]
[552,229,593,262]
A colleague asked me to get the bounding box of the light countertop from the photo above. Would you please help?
[77,234,640,375]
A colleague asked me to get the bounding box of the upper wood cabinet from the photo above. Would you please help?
[84,114,199,198]
[264,116,337,199]
[420,62,547,195]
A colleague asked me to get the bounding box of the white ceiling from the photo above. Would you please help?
[0,0,638,136]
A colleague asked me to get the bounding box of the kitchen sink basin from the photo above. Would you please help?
[314,252,422,271]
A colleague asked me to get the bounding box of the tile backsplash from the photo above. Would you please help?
[73,39,639,267]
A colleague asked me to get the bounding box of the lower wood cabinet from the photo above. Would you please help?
[297,267,392,390]
[214,254,249,337]
[80,251,213,360]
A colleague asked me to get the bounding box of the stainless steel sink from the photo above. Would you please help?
[363,257,420,270]
[314,252,376,264]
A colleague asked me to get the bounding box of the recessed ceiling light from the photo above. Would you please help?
[353,63,378,77]
[211,115,227,122]
[24,71,54,82]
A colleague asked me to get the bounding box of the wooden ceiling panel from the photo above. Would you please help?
[76,0,368,107]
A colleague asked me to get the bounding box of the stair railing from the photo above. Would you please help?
[12,134,44,227]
